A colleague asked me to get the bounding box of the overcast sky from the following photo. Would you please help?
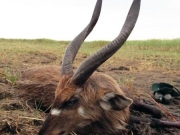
[0,0,180,41]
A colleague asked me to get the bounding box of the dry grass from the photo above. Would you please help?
[0,38,180,72]
[0,38,180,135]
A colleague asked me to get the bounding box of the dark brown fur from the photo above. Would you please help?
[18,66,60,109]
[16,0,141,133]
[18,65,132,134]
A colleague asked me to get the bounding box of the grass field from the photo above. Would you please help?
[0,38,180,72]
[0,38,180,135]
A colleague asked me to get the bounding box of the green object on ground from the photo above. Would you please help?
[152,83,180,97]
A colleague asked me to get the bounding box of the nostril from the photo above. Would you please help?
[59,131,65,135]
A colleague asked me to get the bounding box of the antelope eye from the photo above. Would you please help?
[64,98,79,108]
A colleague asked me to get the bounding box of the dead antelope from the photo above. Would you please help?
[18,0,141,134]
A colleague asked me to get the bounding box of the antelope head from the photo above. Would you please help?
[39,0,141,134]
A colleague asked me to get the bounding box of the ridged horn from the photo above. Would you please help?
[71,0,141,86]
[61,0,102,76]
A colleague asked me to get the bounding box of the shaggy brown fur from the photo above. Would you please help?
[18,66,60,109]
[18,66,132,134]
[17,0,141,134]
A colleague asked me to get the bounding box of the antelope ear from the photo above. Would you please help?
[100,92,133,111]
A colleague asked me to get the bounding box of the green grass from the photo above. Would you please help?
[0,38,180,71]
[1,67,21,85]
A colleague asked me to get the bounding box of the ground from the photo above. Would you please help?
[0,40,180,135]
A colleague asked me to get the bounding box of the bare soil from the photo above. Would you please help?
[0,54,180,135]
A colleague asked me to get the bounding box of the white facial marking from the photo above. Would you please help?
[78,106,85,115]
[51,108,61,116]
[78,106,88,118]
